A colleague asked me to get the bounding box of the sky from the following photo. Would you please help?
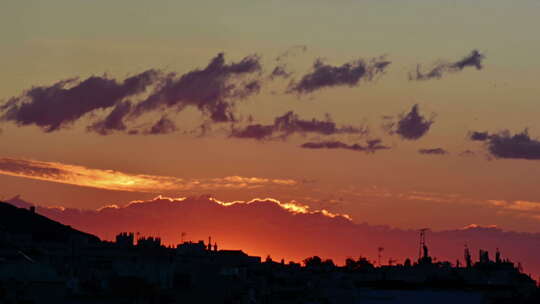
[1,0,540,269]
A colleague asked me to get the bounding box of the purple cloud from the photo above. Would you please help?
[134,53,262,123]
[301,139,390,154]
[385,104,434,140]
[1,70,158,132]
[419,148,448,155]
[409,50,485,81]
[231,111,368,140]
[288,57,390,94]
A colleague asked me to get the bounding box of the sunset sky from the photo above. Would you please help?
[2,0,540,261]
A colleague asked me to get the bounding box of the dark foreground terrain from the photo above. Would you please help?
[1,201,539,304]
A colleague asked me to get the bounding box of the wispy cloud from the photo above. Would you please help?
[230,111,368,140]
[418,147,448,155]
[287,56,390,94]
[300,139,390,154]
[488,200,540,213]
[0,157,297,193]
[409,50,485,81]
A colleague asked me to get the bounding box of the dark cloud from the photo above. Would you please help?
[469,131,490,141]
[134,53,262,123]
[418,148,448,155]
[288,57,391,94]
[230,111,368,140]
[87,100,132,135]
[301,139,390,154]
[469,129,540,160]
[270,65,292,79]
[1,53,263,133]
[1,70,158,132]
[486,130,540,160]
[145,116,177,135]
[409,50,485,81]
[385,104,434,140]
[230,124,275,140]
[232,80,262,99]
[451,50,484,70]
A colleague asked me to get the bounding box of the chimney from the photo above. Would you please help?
[29,206,36,213]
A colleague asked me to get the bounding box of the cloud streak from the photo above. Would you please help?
[288,56,390,94]
[0,157,297,192]
[409,50,485,81]
[231,111,368,140]
[301,139,390,154]
[418,148,448,155]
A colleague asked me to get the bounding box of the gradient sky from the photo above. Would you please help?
[2,0,540,237]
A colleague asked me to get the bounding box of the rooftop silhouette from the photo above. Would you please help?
[1,201,539,303]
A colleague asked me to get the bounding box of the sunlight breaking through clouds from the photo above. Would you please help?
[210,197,352,220]
[0,157,297,193]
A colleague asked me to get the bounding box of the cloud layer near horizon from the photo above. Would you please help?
[6,195,540,278]
[0,158,297,192]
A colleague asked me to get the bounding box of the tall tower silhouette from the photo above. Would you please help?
[418,228,429,260]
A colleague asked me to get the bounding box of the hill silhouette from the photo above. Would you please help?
[0,201,100,244]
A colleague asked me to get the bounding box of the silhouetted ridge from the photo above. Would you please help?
[0,201,100,244]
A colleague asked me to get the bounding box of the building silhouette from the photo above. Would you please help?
[1,201,538,304]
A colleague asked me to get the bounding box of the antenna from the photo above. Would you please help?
[377,247,384,266]
[418,228,430,260]
[464,244,472,268]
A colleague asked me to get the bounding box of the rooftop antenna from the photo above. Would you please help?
[181,232,186,243]
[377,247,384,267]
[418,228,430,260]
